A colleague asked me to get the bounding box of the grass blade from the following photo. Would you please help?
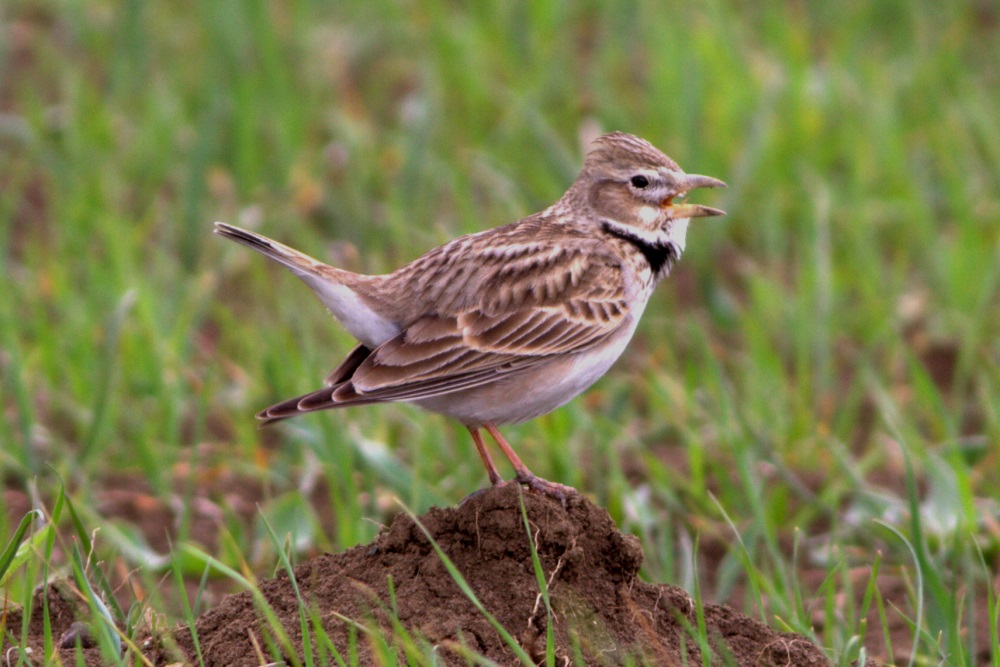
[0,510,42,585]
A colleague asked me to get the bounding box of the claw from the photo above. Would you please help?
[512,474,577,508]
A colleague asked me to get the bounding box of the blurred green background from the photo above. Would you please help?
[2,0,998,663]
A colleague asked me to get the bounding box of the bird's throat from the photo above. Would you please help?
[601,219,680,275]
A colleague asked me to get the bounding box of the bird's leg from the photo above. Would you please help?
[483,423,577,505]
[467,427,504,486]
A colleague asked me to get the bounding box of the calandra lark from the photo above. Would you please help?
[215,132,725,500]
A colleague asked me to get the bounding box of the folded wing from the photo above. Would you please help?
[258,225,633,422]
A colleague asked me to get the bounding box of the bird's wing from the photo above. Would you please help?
[335,266,630,403]
[259,300,627,422]
[257,248,633,420]
[256,217,644,420]
[323,343,373,386]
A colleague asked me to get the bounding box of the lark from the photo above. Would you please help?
[215,132,725,500]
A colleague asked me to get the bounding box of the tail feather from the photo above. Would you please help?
[214,222,400,348]
[256,383,382,424]
[213,222,330,276]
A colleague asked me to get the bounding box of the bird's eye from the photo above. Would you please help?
[630,175,649,189]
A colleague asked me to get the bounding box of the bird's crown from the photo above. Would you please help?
[583,132,681,175]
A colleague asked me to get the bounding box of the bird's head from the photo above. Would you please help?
[575,132,726,235]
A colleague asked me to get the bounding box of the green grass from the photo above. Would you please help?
[2,0,998,664]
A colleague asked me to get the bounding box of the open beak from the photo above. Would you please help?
[662,173,727,219]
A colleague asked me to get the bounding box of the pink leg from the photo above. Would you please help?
[483,423,577,505]
[467,427,504,486]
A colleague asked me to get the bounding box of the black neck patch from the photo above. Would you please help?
[601,221,676,274]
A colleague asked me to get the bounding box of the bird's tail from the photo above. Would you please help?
[214,221,400,348]
[256,382,380,424]
[213,222,349,281]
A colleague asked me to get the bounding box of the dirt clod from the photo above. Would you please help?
[4,485,839,665]
[151,484,832,665]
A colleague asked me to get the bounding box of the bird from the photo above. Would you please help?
[214,131,725,501]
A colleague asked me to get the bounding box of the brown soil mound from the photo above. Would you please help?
[6,485,839,665]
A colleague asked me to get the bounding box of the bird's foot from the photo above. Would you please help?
[512,474,577,507]
[459,474,577,508]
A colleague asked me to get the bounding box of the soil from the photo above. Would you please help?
[2,484,853,666]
